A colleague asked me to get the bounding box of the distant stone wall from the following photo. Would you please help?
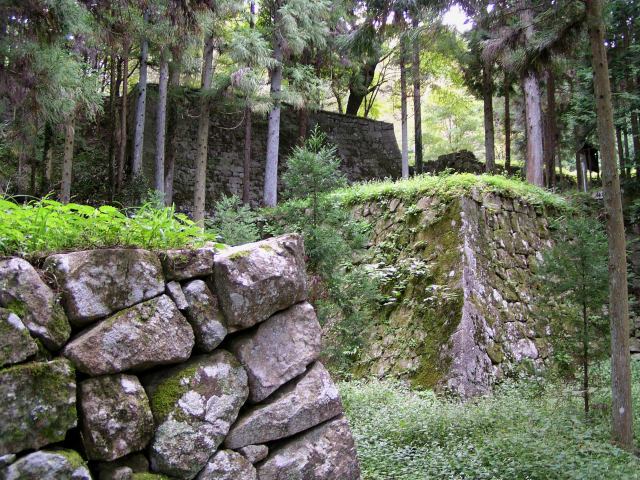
[137,87,401,211]
[0,234,360,479]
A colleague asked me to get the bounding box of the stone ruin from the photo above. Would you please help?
[422,150,487,175]
[0,233,361,479]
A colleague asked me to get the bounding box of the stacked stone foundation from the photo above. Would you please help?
[0,233,360,480]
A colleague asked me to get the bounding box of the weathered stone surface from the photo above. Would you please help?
[213,233,307,331]
[97,454,149,480]
[44,249,164,325]
[229,302,322,403]
[182,280,227,352]
[195,450,257,480]
[98,466,131,480]
[236,445,268,464]
[0,257,70,350]
[159,245,217,281]
[143,350,249,479]
[0,359,76,455]
[0,307,38,367]
[79,374,154,461]
[224,361,342,448]
[63,295,194,375]
[256,416,361,480]
[166,281,188,311]
[0,454,16,468]
[3,450,91,480]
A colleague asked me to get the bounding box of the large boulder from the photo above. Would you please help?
[2,449,91,480]
[0,359,76,455]
[63,295,194,376]
[195,450,257,480]
[229,302,322,403]
[224,362,343,449]
[44,249,164,325]
[79,374,154,461]
[143,350,249,479]
[158,245,217,281]
[0,257,70,350]
[0,307,38,367]
[256,415,361,480]
[182,280,227,352]
[213,233,307,331]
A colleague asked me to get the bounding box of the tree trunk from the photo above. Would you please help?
[483,64,495,173]
[345,59,377,116]
[243,107,252,205]
[117,50,129,191]
[108,55,118,201]
[586,0,633,451]
[40,122,53,195]
[616,126,626,180]
[400,42,409,179]
[297,107,307,146]
[412,17,423,175]
[546,67,557,187]
[576,151,584,192]
[520,7,544,187]
[193,34,216,224]
[164,46,182,206]
[623,125,631,179]
[630,111,640,183]
[264,9,284,207]
[505,73,511,175]
[60,116,75,204]
[131,9,149,178]
[154,49,169,194]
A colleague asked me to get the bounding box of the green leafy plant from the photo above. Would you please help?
[536,216,609,413]
[206,194,260,246]
[0,195,222,256]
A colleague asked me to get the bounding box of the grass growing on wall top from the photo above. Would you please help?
[0,196,222,257]
[332,173,574,211]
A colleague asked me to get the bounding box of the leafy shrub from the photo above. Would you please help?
[340,362,640,480]
[206,194,259,246]
[0,196,222,256]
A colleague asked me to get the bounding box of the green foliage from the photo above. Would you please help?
[206,194,260,246]
[340,363,640,479]
[536,217,609,385]
[0,196,222,257]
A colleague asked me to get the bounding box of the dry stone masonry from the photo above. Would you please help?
[0,233,361,480]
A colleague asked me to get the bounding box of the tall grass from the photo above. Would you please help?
[340,361,640,480]
[0,196,221,256]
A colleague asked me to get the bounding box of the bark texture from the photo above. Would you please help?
[154,50,169,194]
[412,17,423,175]
[193,35,215,224]
[586,0,633,451]
[131,11,149,177]
[60,116,75,204]
[400,44,409,179]
[483,64,495,173]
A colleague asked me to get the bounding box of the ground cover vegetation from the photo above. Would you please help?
[1,0,639,467]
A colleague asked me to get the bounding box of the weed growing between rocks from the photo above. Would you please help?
[340,360,640,480]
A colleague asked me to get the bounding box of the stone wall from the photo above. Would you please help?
[138,87,401,211]
[351,190,555,397]
[0,234,360,479]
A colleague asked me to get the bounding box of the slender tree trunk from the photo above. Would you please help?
[345,60,377,116]
[60,116,75,204]
[583,301,589,414]
[483,64,495,173]
[108,55,118,201]
[193,34,215,224]
[243,108,252,205]
[586,0,633,451]
[164,49,181,207]
[412,17,423,175]
[154,49,169,194]
[264,8,284,207]
[505,73,511,175]
[616,127,626,180]
[624,125,631,179]
[520,7,544,187]
[400,42,409,179]
[576,151,584,192]
[131,9,149,178]
[630,111,640,183]
[40,122,53,194]
[546,68,557,187]
[117,50,129,191]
